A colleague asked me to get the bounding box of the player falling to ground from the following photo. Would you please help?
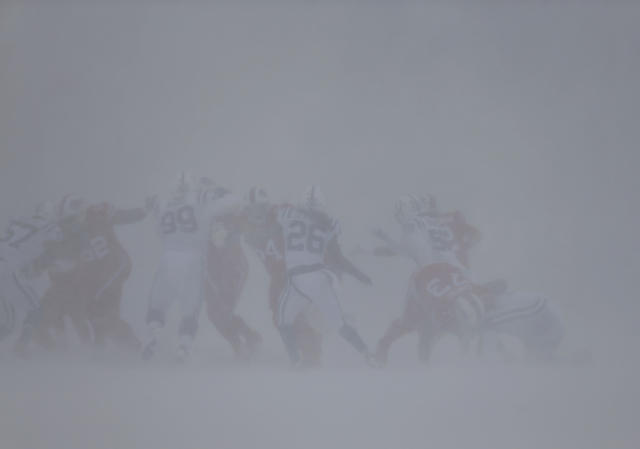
[30,194,152,355]
[242,187,323,367]
[143,173,243,362]
[275,185,375,368]
[0,201,62,349]
[373,194,484,364]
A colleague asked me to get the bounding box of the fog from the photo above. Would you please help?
[1,2,639,449]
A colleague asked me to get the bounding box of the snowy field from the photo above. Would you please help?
[2,355,638,449]
[2,2,640,448]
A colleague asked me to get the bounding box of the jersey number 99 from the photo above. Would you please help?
[161,206,198,234]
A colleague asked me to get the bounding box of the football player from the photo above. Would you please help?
[373,194,483,364]
[242,187,323,367]
[0,201,63,349]
[203,178,262,358]
[275,185,375,368]
[143,173,243,362]
[31,194,153,355]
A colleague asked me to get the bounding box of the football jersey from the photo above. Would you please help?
[155,187,241,252]
[277,206,339,272]
[0,215,62,275]
[243,205,286,278]
[42,203,142,279]
[402,213,466,271]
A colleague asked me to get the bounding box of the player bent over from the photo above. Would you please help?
[373,194,483,364]
[31,195,152,355]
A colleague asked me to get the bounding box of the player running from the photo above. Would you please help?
[275,185,375,368]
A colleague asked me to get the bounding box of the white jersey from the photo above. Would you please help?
[0,215,62,275]
[154,187,241,253]
[277,206,339,272]
[401,214,465,272]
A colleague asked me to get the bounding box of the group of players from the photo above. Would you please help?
[0,173,565,367]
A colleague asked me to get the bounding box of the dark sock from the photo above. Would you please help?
[339,324,368,354]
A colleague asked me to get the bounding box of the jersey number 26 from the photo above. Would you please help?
[286,220,326,254]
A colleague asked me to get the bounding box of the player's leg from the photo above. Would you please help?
[142,258,175,360]
[222,254,262,355]
[0,273,31,347]
[205,280,244,355]
[375,280,424,364]
[13,306,40,357]
[309,271,372,364]
[0,290,15,343]
[11,280,47,356]
[175,254,208,361]
[294,318,323,367]
[32,280,68,353]
[276,277,309,365]
[230,314,262,356]
[91,277,140,354]
[416,311,440,363]
[269,273,322,365]
[205,244,242,353]
[510,296,564,361]
[65,287,93,348]
[205,257,260,357]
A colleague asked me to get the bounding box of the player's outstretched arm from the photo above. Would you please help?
[209,191,246,219]
[371,228,405,257]
[110,196,158,226]
[326,237,372,286]
[112,207,148,226]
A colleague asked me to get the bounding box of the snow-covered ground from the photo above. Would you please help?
[1,352,638,449]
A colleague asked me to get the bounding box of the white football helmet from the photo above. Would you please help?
[417,194,437,216]
[394,194,432,224]
[58,194,87,219]
[301,185,326,212]
[175,171,196,196]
